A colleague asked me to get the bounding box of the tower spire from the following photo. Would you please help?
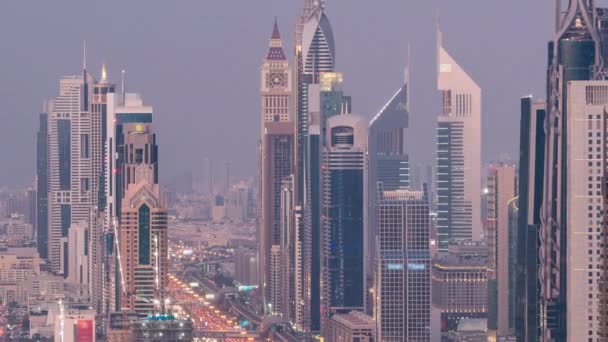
[265,19,286,61]
[101,63,107,82]
[83,40,87,71]
[405,44,411,112]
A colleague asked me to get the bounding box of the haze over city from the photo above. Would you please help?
[0,0,552,187]
[1,1,604,341]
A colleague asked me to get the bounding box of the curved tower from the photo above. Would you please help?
[435,27,482,251]
[301,1,336,82]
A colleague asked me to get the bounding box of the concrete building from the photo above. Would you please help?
[233,247,259,286]
[486,164,516,336]
[0,246,40,281]
[326,311,375,342]
[53,303,96,342]
[436,27,482,250]
[119,161,167,316]
[375,190,431,341]
[66,221,89,298]
[432,252,488,332]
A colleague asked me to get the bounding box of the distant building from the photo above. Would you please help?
[326,311,375,342]
[131,314,193,342]
[233,247,258,286]
[107,311,138,342]
[36,112,49,260]
[0,246,40,281]
[66,221,89,298]
[52,304,96,342]
[432,252,488,332]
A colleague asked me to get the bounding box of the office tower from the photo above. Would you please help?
[326,311,375,342]
[89,65,115,317]
[367,62,410,302]
[105,91,155,313]
[225,161,231,193]
[321,114,366,328]
[107,312,138,342]
[432,252,488,331]
[293,1,336,331]
[540,2,608,340]
[486,164,516,337]
[234,247,259,286]
[514,98,545,342]
[118,124,167,316]
[47,67,96,274]
[436,28,482,251]
[375,190,430,341]
[280,176,296,320]
[259,19,293,314]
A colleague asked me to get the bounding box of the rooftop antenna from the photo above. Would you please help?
[556,0,562,33]
[405,43,411,112]
[436,10,442,77]
[121,69,126,105]
[83,40,87,71]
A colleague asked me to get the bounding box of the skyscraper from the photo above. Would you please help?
[118,123,167,316]
[105,91,155,314]
[436,27,482,250]
[514,97,545,342]
[486,164,516,337]
[375,189,431,341]
[47,68,97,274]
[539,2,608,340]
[367,61,410,302]
[36,112,48,260]
[321,114,366,328]
[89,64,115,317]
[292,1,336,330]
[259,19,294,314]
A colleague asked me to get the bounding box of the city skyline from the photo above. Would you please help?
[1,1,600,341]
[0,0,553,187]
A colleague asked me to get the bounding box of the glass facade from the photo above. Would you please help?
[138,204,151,265]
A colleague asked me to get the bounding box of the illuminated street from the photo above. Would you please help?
[167,275,255,342]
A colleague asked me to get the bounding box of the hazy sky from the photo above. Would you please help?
[0,0,553,187]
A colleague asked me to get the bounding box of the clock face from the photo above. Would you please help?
[269,73,284,87]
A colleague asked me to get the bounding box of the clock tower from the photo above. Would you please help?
[259,18,295,318]
[261,18,291,123]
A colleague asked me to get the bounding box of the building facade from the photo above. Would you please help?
[367,68,410,310]
[321,114,366,327]
[375,190,431,341]
[118,123,167,316]
[486,164,516,336]
[436,29,482,250]
[294,1,336,331]
[514,97,545,342]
